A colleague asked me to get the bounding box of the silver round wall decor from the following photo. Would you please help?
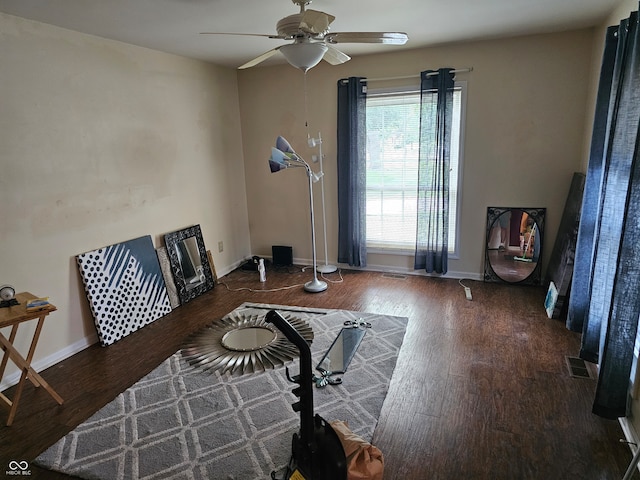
[181,311,314,376]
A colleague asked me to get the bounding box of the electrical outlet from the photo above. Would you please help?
[218,241,223,253]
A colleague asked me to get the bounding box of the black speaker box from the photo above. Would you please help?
[272,245,293,266]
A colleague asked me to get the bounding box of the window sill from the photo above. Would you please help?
[367,246,415,256]
[367,246,459,259]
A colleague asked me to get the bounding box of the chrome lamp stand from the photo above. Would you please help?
[269,136,327,293]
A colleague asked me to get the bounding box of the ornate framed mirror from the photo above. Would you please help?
[180,311,313,376]
[164,224,214,304]
[484,207,545,285]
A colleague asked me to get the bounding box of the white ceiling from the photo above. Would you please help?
[0,0,622,69]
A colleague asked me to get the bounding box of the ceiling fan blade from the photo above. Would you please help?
[323,45,351,65]
[238,47,282,69]
[200,32,286,40]
[300,9,335,34]
[324,32,409,45]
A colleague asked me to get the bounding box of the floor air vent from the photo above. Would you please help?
[382,273,407,280]
[565,356,594,379]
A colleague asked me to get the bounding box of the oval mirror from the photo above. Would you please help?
[221,327,278,351]
[484,207,545,285]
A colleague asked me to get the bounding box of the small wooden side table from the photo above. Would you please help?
[0,292,64,426]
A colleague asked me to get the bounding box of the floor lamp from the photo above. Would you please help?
[269,136,328,293]
[308,132,337,274]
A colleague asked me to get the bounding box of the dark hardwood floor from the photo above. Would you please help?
[1,267,637,479]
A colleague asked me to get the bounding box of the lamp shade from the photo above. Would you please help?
[276,136,295,155]
[269,147,289,173]
[280,43,328,72]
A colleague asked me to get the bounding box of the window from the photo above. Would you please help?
[365,83,465,254]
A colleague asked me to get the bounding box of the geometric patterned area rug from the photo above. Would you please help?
[35,302,408,480]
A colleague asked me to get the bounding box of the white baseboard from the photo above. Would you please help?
[217,259,246,278]
[251,254,483,281]
[344,262,483,281]
[0,332,98,391]
[240,254,483,282]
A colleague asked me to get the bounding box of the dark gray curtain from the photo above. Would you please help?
[567,6,640,419]
[566,26,619,341]
[337,77,367,267]
[414,68,455,274]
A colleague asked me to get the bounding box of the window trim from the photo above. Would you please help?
[364,80,467,258]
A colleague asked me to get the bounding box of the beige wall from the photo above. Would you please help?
[238,29,595,278]
[580,0,638,170]
[0,13,250,384]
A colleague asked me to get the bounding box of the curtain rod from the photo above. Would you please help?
[340,68,473,84]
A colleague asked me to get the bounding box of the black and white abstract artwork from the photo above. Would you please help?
[77,235,172,346]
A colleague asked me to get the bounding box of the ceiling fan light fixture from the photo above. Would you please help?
[206,1,408,70]
[280,42,328,72]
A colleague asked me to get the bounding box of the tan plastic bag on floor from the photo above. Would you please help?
[330,420,384,480]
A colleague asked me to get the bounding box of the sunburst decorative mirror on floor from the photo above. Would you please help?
[181,311,313,376]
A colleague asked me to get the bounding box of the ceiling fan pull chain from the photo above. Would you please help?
[304,71,310,136]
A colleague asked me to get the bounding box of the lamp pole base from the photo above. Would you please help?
[304,278,328,293]
[316,264,337,274]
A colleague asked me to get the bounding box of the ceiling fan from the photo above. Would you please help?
[201,0,408,72]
